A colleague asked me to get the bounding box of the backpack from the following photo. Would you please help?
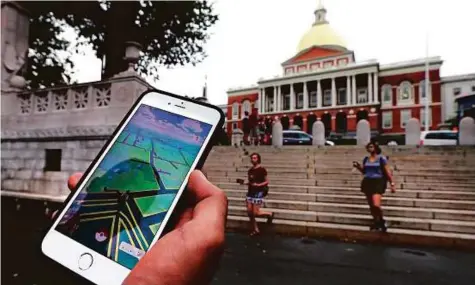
[363,155,389,181]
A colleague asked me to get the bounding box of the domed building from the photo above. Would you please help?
[225,1,464,141]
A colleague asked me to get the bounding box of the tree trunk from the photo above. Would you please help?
[102,2,138,79]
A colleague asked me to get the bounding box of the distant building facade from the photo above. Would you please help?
[225,3,473,138]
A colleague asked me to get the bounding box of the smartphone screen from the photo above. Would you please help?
[55,104,212,269]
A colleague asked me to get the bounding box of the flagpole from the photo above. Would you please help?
[424,33,430,132]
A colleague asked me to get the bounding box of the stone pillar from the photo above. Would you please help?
[312,121,326,146]
[459,117,475,145]
[272,120,283,147]
[1,2,30,92]
[273,86,277,112]
[346,76,351,106]
[303,82,309,109]
[373,73,379,104]
[290,83,295,111]
[352,75,357,105]
[405,118,421,145]
[331,77,336,107]
[368,73,373,103]
[356,119,371,146]
[317,80,322,108]
[276,85,281,112]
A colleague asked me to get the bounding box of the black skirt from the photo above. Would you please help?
[361,177,386,195]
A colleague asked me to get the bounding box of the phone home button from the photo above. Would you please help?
[78,253,94,271]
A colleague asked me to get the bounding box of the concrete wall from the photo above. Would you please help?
[1,139,106,196]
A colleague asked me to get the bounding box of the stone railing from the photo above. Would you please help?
[1,74,152,139]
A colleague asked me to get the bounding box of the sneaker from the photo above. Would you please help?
[267,212,274,225]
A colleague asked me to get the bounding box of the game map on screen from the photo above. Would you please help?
[56,104,212,269]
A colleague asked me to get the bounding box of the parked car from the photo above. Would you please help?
[420,130,458,146]
[282,130,334,146]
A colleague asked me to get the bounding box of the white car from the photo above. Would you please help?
[420,130,458,146]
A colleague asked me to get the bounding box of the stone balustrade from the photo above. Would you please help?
[1,74,151,139]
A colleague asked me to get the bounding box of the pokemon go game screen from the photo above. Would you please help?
[56,104,213,269]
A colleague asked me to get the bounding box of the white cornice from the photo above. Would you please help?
[380,56,443,71]
[441,73,475,83]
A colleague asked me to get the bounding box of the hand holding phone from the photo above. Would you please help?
[42,90,225,285]
[236,178,245,185]
[352,161,360,168]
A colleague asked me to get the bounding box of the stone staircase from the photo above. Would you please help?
[204,146,475,248]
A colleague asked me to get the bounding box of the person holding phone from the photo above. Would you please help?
[238,152,274,236]
[52,170,227,285]
[353,142,395,232]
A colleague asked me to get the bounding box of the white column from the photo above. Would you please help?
[346,76,351,106]
[258,89,262,114]
[373,73,379,104]
[262,88,266,113]
[368,73,373,103]
[317,80,322,108]
[303,82,309,109]
[273,86,277,112]
[290,83,295,111]
[276,85,281,112]
[352,75,357,105]
[331,77,336,107]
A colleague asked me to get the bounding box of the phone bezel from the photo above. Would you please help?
[41,89,225,285]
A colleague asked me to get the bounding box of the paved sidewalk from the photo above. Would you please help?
[212,233,475,285]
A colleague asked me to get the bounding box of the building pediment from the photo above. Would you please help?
[282,46,348,66]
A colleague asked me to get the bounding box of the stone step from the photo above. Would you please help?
[224,189,475,208]
[226,215,475,249]
[217,183,475,204]
[228,206,475,234]
[227,196,475,221]
[208,175,475,191]
[206,169,475,183]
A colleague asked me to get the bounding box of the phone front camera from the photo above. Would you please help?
[168,102,171,105]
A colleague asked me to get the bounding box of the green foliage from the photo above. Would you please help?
[23,1,218,89]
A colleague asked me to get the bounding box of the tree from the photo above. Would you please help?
[22,1,218,89]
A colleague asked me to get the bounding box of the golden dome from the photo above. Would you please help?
[297,3,346,53]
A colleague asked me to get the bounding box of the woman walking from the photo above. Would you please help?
[239,152,274,236]
[353,142,395,232]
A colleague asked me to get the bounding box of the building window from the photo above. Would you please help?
[297,66,307,73]
[241,100,251,117]
[382,111,392,129]
[323,61,333,68]
[337,88,347,105]
[453,87,461,96]
[310,63,319,70]
[420,108,432,127]
[400,109,412,129]
[232,102,239,119]
[283,94,290,110]
[265,96,274,112]
[296,93,304,109]
[381,84,392,106]
[232,123,237,129]
[309,91,317,107]
[398,81,414,105]
[323,90,332,106]
[419,80,431,103]
[472,86,475,92]
[357,88,368,104]
[44,149,62,171]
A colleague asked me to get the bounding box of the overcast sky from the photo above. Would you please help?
[68,0,475,106]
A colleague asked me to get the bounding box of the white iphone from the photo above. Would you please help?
[41,90,225,285]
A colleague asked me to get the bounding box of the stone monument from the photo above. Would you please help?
[272,120,283,147]
[356,119,370,146]
[405,118,421,145]
[459,117,475,146]
[312,120,325,146]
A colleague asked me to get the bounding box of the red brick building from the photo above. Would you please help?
[226,3,443,139]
